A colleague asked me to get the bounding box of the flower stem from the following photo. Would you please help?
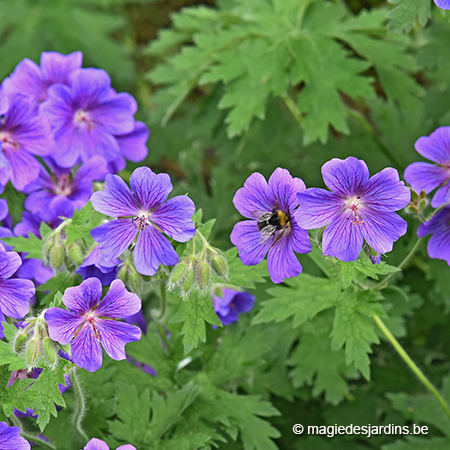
[9,415,57,449]
[374,238,423,290]
[372,314,450,420]
[70,368,88,441]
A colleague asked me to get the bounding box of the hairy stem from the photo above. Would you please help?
[374,238,423,290]
[373,314,450,420]
[9,415,56,449]
[70,368,88,441]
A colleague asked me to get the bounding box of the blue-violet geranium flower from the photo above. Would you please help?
[83,438,136,450]
[230,167,312,283]
[295,157,411,262]
[404,127,450,208]
[213,288,255,326]
[45,278,142,372]
[90,166,196,276]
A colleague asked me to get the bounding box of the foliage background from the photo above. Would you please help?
[2,0,450,448]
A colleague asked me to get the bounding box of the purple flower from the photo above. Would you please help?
[82,438,136,450]
[434,0,450,9]
[0,422,30,450]
[404,127,450,208]
[213,288,255,326]
[0,246,35,337]
[45,278,142,372]
[41,68,137,168]
[230,167,312,284]
[76,246,120,285]
[2,52,82,102]
[417,206,450,264]
[91,167,196,276]
[23,156,108,223]
[0,94,54,190]
[295,157,411,262]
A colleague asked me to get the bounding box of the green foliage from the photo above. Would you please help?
[65,202,98,244]
[387,0,432,33]
[149,0,422,143]
[2,232,44,260]
[331,290,384,380]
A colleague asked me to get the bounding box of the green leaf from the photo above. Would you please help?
[387,0,432,34]
[65,202,95,244]
[289,315,358,405]
[2,232,44,260]
[331,290,384,380]
[170,290,222,354]
[0,377,43,418]
[37,271,81,305]
[30,365,68,431]
[253,274,340,327]
[225,247,267,289]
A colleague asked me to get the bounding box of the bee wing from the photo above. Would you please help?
[251,210,269,219]
[259,225,277,244]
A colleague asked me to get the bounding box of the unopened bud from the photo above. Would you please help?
[211,254,228,278]
[43,239,54,263]
[170,263,187,284]
[128,271,143,294]
[42,337,57,365]
[197,262,210,290]
[50,244,64,271]
[25,338,41,368]
[183,268,194,293]
[117,266,128,283]
[13,331,28,354]
[68,244,84,266]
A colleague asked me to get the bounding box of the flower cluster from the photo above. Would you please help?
[0,51,149,257]
[231,161,411,283]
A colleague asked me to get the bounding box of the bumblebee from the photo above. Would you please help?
[252,207,290,244]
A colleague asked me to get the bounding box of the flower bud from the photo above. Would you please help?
[25,338,41,369]
[13,331,28,354]
[42,238,54,264]
[50,244,64,271]
[117,265,128,283]
[128,271,143,294]
[42,337,57,365]
[170,262,187,284]
[183,268,195,293]
[68,243,84,267]
[211,254,228,278]
[197,261,210,290]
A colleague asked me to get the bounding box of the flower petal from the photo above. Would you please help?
[116,121,149,162]
[0,279,34,318]
[41,51,82,86]
[83,438,110,450]
[435,0,450,8]
[404,162,449,195]
[91,220,138,260]
[267,235,302,283]
[289,217,312,254]
[322,215,363,261]
[414,127,450,163]
[361,210,407,254]
[432,183,450,208]
[151,195,196,242]
[45,307,84,345]
[91,173,139,217]
[230,220,274,266]
[418,207,450,263]
[296,188,342,229]
[129,167,172,211]
[7,150,40,191]
[321,157,369,196]
[95,279,141,318]
[2,59,46,101]
[97,320,141,361]
[0,250,22,279]
[62,277,102,313]
[267,167,304,213]
[71,324,103,372]
[233,172,275,219]
[133,226,179,276]
[363,167,411,212]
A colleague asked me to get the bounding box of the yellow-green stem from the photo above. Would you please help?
[373,314,450,420]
